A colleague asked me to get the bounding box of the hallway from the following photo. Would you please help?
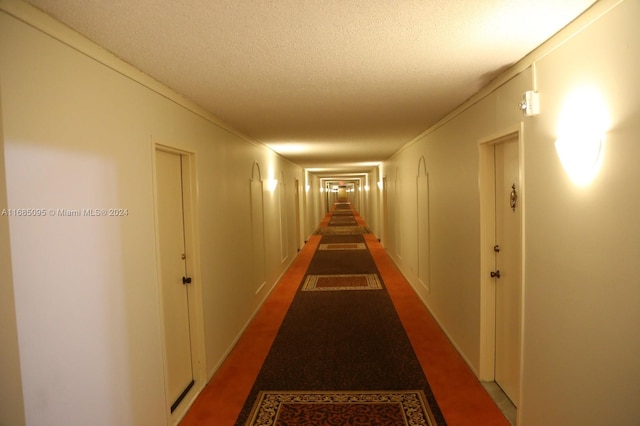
[3,2,640,425]
[180,204,509,425]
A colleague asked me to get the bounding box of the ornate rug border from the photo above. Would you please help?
[318,243,367,251]
[245,390,437,426]
[314,225,370,235]
[301,274,382,291]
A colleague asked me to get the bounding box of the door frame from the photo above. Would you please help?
[477,124,525,388]
[152,143,206,424]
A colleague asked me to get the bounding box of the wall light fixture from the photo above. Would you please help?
[555,135,605,187]
[555,86,609,187]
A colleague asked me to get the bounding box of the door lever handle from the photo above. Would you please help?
[182,276,192,284]
[490,270,501,279]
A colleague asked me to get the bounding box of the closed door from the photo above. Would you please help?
[493,139,522,406]
[156,150,194,412]
[337,186,348,202]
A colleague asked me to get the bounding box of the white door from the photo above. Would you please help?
[156,150,194,412]
[337,186,348,202]
[493,138,522,406]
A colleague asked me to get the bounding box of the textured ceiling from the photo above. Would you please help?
[26,0,597,174]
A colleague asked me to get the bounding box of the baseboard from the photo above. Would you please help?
[170,380,205,426]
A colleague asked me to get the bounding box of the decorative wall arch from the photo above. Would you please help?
[394,166,402,259]
[249,161,267,293]
[416,156,431,291]
[251,161,263,182]
[279,170,288,263]
[417,155,428,177]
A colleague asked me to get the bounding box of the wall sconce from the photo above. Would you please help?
[267,178,278,192]
[555,86,609,187]
[364,185,370,191]
[555,135,605,187]
[305,184,310,193]
[377,181,383,190]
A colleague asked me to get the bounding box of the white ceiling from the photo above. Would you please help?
[26,0,597,175]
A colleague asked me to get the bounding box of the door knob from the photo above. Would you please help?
[182,276,192,284]
[490,270,501,279]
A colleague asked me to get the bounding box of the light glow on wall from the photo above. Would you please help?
[555,86,609,187]
[267,178,278,192]
[266,163,278,192]
[555,135,605,187]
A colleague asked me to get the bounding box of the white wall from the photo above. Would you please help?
[360,168,381,235]
[304,172,321,238]
[383,81,524,368]
[382,67,529,366]
[0,85,26,426]
[382,0,640,424]
[520,1,640,424]
[0,3,303,425]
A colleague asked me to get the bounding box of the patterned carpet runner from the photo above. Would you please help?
[236,205,446,425]
[247,390,436,425]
